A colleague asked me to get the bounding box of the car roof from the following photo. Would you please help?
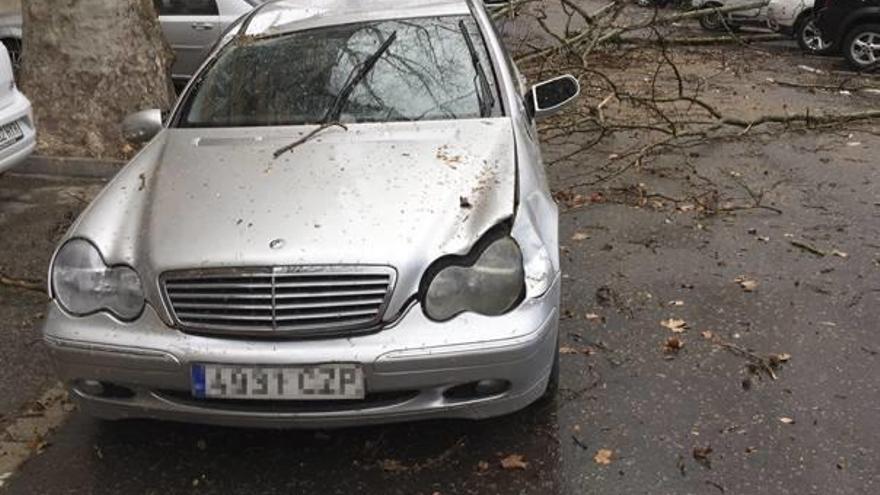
[241,0,473,37]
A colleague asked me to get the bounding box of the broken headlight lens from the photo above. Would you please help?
[51,239,145,321]
[423,236,525,321]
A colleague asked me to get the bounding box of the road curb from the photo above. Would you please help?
[12,156,124,179]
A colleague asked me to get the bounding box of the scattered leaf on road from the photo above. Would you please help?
[561,346,595,356]
[664,336,684,353]
[735,276,758,292]
[571,232,590,241]
[768,353,791,366]
[661,318,688,333]
[701,330,714,339]
[500,454,528,470]
[594,449,614,465]
[831,249,848,258]
[668,300,685,306]
[477,461,490,472]
[379,459,408,473]
[780,417,795,424]
[693,446,713,469]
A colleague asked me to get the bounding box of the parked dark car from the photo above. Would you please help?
[814,0,880,69]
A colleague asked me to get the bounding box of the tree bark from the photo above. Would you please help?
[20,0,174,159]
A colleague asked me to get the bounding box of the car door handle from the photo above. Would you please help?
[191,22,215,31]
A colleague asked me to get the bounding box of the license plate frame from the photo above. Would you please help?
[0,121,22,151]
[192,363,365,401]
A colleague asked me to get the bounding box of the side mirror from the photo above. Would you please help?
[529,75,580,120]
[122,109,163,144]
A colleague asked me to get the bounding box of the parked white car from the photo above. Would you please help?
[692,0,770,31]
[766,0,833,54]
[0,45,34,174]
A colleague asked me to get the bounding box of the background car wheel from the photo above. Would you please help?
[699,2,727,32]
[1,38,21,73]
[843,24,880,70]
[796,16,834,55]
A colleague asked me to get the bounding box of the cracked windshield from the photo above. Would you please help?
[181,16,501,126]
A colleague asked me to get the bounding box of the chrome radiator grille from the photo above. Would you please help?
[162,266,396,336]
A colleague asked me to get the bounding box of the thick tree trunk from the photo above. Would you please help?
[20,0,174,159]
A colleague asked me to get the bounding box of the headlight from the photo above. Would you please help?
[51,239,145,320]
[422,235,525,321]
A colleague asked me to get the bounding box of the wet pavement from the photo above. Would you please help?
[0,174,104,421]
[2,126,878,494]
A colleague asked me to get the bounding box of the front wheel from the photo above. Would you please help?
[699,3,728,32]
[539,339,560,402]
[796,17,835,55]
[843,24,880,70]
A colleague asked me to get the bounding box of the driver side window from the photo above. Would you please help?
[153,0,219,16]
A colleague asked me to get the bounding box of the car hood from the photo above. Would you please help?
[71,119,516,319]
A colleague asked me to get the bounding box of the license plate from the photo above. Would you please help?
[192,364,365,400]
[0,121,22,151]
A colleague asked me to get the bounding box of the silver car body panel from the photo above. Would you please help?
[158,0,259,80]
[45,0,562,427]
[0,44,34,173]
[67,119,517,326]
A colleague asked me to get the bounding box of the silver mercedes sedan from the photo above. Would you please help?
[42,0,579,428]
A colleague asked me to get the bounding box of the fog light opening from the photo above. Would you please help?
[77,379,104,396]
[443,379,511,401]
[475,379,509,396]
[75,380,135,399]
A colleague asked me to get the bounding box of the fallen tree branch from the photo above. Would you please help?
[617,33,786,46]
[0,273,45,293]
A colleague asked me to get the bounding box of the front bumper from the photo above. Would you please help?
[43,276,560,428]
[0,90,35,174]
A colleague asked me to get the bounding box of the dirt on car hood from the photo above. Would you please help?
[70,118,516,317]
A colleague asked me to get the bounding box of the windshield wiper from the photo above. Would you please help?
[325,31,398,122]
[274,31,397,159]
[458,20,495,118]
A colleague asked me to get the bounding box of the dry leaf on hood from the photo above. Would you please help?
[500,454,528,470]
[661,318,688,333]
[594,449,614,465]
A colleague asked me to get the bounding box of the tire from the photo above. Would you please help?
[795,15,835,55]
[699,2,727,32]
[843,24,880,71]
[539,337,560,402]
